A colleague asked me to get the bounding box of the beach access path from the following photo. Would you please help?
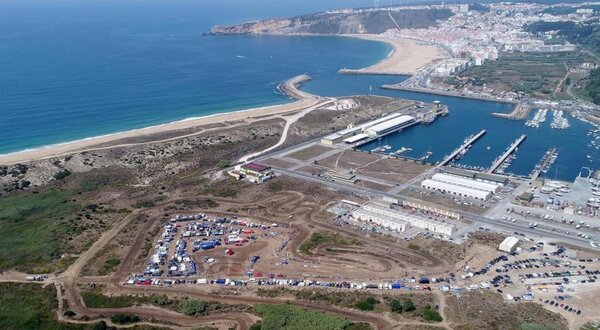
[238,74,333,163]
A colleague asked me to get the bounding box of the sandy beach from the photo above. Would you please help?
[343,34,447,75]
[0,75,322,165]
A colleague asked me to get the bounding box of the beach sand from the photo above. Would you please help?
[343,34,447,75]
[0,75,322,165]
[0,36,443,164]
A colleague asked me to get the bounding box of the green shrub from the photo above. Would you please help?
[104,258,120,269]
[110,314,140,324]
[91,321,108,330]
[217,160,232,168]
[402,299,416,312]
[354,297,379,311]
[81,290,137,308]
[133,200,155,208]
[254,303,352,330]
[152,294,169,306]
[63,310,76,317]
[267,181,284,193]
[420,306,442,322]
[388,299,402,313]
[178,299,208,315]
[53,169,72,180]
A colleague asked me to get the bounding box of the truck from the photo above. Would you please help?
[200,242,215,250]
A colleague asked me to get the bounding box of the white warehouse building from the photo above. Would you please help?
[499,236,519,253]
[365,115,416,137]
[353,203,456,235]
[432,173,500,193]
[421,179,492,201]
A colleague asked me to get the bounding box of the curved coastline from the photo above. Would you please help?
[0,34,438,165]
[0,75,319,165]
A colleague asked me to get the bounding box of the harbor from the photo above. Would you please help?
[305,73,599,181]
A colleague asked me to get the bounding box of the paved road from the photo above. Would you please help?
[271,166,600,251]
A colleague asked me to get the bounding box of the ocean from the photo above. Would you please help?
[0,0,385,155]
[0,0,597,181]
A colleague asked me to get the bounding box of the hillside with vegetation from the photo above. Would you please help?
[210,8,452,35]
[525,18,600,55]
[583,68,600,105]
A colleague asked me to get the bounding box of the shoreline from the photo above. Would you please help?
[339,34,448,75]
[0,75,321,165]
[0,34,450,165]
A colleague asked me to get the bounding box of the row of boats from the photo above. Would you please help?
[370,145,414,157]
[495,154,516,174]
[536,148,559,175]
[586,128,600,152]
[524,109,570,129]
[550,110,570,129]
[524,109,547,128]
[370,144,434,161]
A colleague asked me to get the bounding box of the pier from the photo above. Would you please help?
[491,102,530,120]
[380,84,519,104]
[530,147,558,181]
[278,74,317,100]
[488,134,527,173]
[438,130,486,166]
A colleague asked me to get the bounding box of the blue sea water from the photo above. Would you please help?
[0,0,597,181]
[0,0,384,155]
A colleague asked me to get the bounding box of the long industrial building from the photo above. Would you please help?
[321,113,416,145]
[365,115,416,137]
[421,179,492,201]
[352,208,408,232]
[352,203,456,235]
[431,173,500,193]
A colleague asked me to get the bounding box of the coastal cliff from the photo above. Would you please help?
[210,8,452,35]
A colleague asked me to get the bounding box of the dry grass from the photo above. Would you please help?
[288,145,335,161]
[444,291,567,330]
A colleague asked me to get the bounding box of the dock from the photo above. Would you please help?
[488,134,527,173]
[380,84,519,104]
[438,130,486,166]
[530,147,558,181]
[491,102,530,120]
[278,74,316,100]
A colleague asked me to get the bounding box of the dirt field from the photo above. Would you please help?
[443,291,568,330]
[297,165,323,176]
[358,158,431,185]
[261,157,298,169]
[358,179,393,192]
[288,145,335,161]
[318,150,381,171]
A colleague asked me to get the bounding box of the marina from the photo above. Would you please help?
[321,74,599,181]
